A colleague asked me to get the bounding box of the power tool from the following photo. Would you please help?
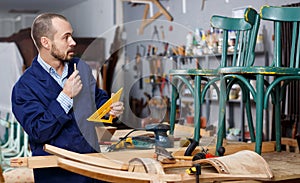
[106,123,173,152]
[145,123,173,148]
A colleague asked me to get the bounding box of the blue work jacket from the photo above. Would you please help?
[12,57,109,183]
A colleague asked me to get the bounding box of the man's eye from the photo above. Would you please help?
[67,35,73,41]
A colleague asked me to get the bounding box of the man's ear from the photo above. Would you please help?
[41,36,50,49]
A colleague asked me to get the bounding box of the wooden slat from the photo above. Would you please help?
[11,141,274,169]
[10,143,300,182]
[281,137,299,153]
[57,157,275,183]
[172,140,275,157]
[44,144,129,170]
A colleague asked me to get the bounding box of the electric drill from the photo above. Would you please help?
[145,123,173,148]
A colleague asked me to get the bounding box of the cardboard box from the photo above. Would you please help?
[95,126,117,142]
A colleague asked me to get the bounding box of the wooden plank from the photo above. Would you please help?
[10,156,57,168]
[57,157,153,183]
[10,153,109,169]
[57,157,275,183]
[10,141,275,168]
[172,140,275,157]
[262,151,300,181]
[281,137,299,153]
[10,144,300,182]
[174,124,213,138]
[10,157,28,167]
[44,144,129,170]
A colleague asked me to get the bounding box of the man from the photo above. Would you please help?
[11,13,124,182]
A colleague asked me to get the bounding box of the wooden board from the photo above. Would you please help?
[174,124,213,138]
[56,156,278,183]
[44,144,128,170]
[10,143,300,182]
[281,137,299,153]
[10,141,275,168]
[262,151,300,181]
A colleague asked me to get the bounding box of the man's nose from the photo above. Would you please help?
[69,37,76,46]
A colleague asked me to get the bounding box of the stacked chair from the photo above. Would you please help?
[217,5,300,154]
[169,7,260,155]
[0,112,31,169]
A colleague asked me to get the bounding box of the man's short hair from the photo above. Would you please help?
[31,13,68,49]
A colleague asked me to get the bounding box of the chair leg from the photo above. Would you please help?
[274,86,282,152]
[193,76,202,142]
[184,76,201,156]
[216,77,227,156]
[255,75,264,154]
[240,83,255,142]
[245,93,255,142]
[169,83,178,135]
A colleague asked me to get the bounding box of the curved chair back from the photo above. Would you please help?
[210,7,260,68]
[261,6,300,68]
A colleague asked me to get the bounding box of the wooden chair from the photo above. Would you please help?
[169,7,260,155]
[0,113,31,169]
[218,6,300,154]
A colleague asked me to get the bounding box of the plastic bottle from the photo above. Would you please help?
[185,32,194,56]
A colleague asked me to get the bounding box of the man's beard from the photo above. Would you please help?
[51,44,73,62]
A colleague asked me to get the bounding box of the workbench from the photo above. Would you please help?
[9,141,300,182]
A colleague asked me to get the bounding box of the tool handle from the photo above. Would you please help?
[184,139,199,156]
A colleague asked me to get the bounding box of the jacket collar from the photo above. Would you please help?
[30,56,79,81]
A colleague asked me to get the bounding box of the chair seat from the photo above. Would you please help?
[3,167,34,183]
[169,69,218,76]
[219,66,300,76]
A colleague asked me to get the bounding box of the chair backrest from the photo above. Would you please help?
[210,7,260,68]
[261,6,300,68]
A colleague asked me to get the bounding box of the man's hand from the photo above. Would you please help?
[109,101,124,117]
[63,70,82,98]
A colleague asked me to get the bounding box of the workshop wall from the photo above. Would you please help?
[122,0,300,61]
[119,0,300,129]
[59,0,300,129]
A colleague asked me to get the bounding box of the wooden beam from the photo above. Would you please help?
[44,144,128,170]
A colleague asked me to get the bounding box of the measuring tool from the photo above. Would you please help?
[87,87,123,123]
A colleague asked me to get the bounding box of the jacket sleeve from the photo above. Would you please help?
[11,79,72,144]
[95,86,109,108]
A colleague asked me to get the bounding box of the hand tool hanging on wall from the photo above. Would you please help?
[150,46,157,77]
[160,25,165,40]
[135,45,143,89]
[201,0,206,10]
[159,74,167,97]
[106,26,122,96]
[152,25,160,40]
[160,25,169,56]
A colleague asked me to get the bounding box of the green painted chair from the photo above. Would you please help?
[218,5,300,154]
[169,7,260,155]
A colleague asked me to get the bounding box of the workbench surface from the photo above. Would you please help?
[261,151,300,182]
[10,143,300,182]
